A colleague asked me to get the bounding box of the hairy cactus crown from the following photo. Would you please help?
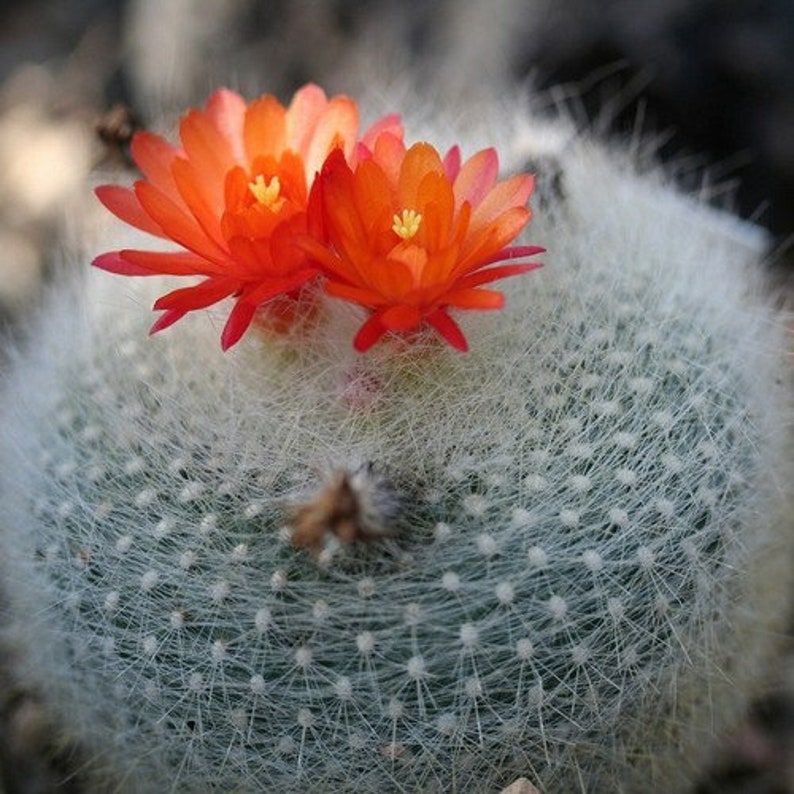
[0,85,791,794]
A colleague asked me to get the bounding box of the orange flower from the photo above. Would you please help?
[302,133,543,351]
[93,85,402,349]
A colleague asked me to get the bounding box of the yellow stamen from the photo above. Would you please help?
[392,208,422,240]
[249,174,281,207]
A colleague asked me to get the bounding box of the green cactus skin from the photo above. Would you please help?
[1,122,792,793]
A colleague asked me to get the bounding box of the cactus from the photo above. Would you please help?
[0,96,792,794]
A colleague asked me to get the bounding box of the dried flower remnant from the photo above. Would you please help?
[302,133,544,351]
[93,85,402,349]
[288,466,398,555]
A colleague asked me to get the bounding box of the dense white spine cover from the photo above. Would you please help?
[0,101,792,793]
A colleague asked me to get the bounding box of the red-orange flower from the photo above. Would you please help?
[93,85,402,349]
[302,133,544,351]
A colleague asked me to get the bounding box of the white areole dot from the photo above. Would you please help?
[115,535,133,553]
[357,577,376,598]
[403,602,423,626]
[312,600,330,622]
[140,570,159,592]
[335,676,353,700]
[559,509,580,528]
[465,677,483,699]
[548,595,568,620]
[297,708,314,728]
[637,546,655,570]
[436,713,457,735]
[104,591,120,612]
[250,675,266,695]
[463,493,488,516]
[386,698,404,719]
[516,638,534,660]
[616,468,638,487]
[211,640,226,662]
[613,431,637,449]
[231,543,248,562]
[294,645,313,669]
[569,475,592,492]
[527,546,548,568]
[270,570,288,592]
[608,508,629,527]
[442,571,461,592]
[210,580,230,603]
[495,581,515,605]
[406,655,427,680]
[607,597,625,620]
[356,631,375,655]
[459,622,479,648]
[476,533,498,557]
[255,607,271,633]
[582,550,603,572]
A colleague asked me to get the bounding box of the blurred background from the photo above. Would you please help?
[0,1,792,791]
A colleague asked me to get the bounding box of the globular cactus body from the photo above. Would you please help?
[0,108,792,793]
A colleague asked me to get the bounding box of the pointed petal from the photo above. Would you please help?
[93,251,154,276]
[114,249,217,276]
[130,131,183,203]
[443,287,505,309]
[399,143,444,209]
[304,95,359,177]
[286,84,329,157]
[453,148,499,210]
[353,313,387,352]
[221,298,257,350]
[152,277,238,312]
[241,269,319,304]
[453,262,542,290]
[380,304,422,331]
[443,145,461,181]
[372,132,406,186]
[205,88,247,162]
[470,174,534,231]
[179,108,236,208]
[95,185,167,238]
[149,308,187,334]
[357,114,403,161]
[426,308,468,351]
[171,157,226,250]
[135,181,229,265]
[244,95,287,166]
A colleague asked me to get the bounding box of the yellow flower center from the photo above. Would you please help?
[249,174,282,207]
[392,208,422,240]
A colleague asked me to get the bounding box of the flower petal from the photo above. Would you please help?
[221,298,258,350]
[130,132,183,204]
[95,185,167,238]
[353,313,388,352]
[149,308,187,335]
[443,287,504,310]
[205,88,247,163]
[93,251,154,276]
[453,148,498,210]
[244,95,287,166]
[304,95,359,177]
[135,181,229,265]
[152,277,238,312]
[358,114,403,160]
[426,308,468,351]
[470,174,534,232]
[114,249,217,276]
